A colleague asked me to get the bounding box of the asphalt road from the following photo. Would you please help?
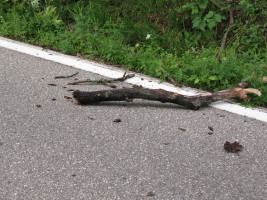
[0,47,266,200]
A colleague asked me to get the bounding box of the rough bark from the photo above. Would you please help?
[72,82,261,110]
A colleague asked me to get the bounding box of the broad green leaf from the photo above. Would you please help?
[192,16,201,28]
[191,6,199,15]
[207,20,216,29]
[194,78,200,84]
[182,3,195,9]
[184,31,190,38]
[205,11,214,19]
[198,0,208,9]
[214,14,223,22]
[209,76,218,80]
[198,20,206,31]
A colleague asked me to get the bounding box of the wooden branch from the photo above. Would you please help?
[211,0,223,9]
[221,8,234,50]
[68,74,135,85]
[217,7,234,61]
[72,82,261,110]
[55,72,79,79]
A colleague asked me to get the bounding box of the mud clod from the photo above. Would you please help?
[147,191,155,197]
[113,118,122,123]
[224,141,243,153]
[208,126,214,131]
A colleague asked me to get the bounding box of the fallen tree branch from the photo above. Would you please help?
[55,72,79,79]
[68,74,135,85]
[72,82,261,110]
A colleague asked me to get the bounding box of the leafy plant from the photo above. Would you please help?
[0,0,266,106]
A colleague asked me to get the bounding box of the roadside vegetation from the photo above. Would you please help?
[1,0,266,106]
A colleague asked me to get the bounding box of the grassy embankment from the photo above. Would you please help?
[0,0,266,106]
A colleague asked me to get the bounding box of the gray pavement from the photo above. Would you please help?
[0,47,266,200]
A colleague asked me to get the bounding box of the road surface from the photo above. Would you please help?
[0,47,266,200]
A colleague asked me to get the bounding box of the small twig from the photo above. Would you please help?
[221,8,234,50]
[211,0,223,9]
[67,74,135,85]
[55,72,79,79]
[216,7,234,61]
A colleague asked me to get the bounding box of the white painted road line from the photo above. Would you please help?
[1,36,266,122]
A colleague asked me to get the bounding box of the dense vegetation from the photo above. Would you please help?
[1,0,266,106]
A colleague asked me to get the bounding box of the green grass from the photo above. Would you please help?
[0,0,266,106]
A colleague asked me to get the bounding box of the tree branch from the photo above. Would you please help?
[55,72,79,79]
[72,82,261,110]
[216,7,234,61]
[68,74,135,85]
[211,0,223,9]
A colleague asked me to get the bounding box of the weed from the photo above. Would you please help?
[0,0,266,106]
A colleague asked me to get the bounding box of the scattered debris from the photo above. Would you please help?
[208,126,214,131]
[48,83,57,86]
[147,191,156,197]
[64,96,72,99]
[113,118,122,123]
[179,128,186,131]
[224,141,243,153]
[132,85,142,88]
[36,104,41,108]
[54,72,79,79]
